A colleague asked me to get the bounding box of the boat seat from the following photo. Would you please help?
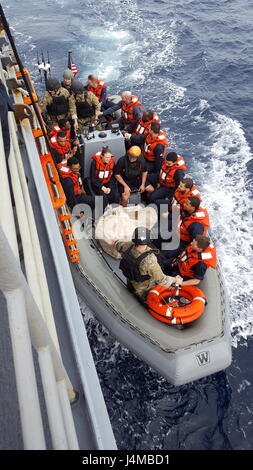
[128,190,141,206]
[83,176,95,196]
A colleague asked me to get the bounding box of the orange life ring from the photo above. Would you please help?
[146,284,206,325]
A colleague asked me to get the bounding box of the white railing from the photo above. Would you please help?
[0,226,79,449]
[0,69,79,448]
[7,68,117,449]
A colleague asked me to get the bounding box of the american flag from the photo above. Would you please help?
[68,50,78,77]
[70,63,78,77]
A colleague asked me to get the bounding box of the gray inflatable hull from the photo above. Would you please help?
[71,230,232,386]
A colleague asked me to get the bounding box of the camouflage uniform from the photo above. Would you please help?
[39,87,75,132]
[69,91,101,133]
[115,241,174,298]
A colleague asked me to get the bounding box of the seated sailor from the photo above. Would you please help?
[49,131,79,166]
[115,226,182,299]
[124,109,161,147]
[148,151,187,203]
[99,90,142,133]
[58,156,95,211]
[164,235,217,286]
[142,121,169,176]
[49,118,72,141]
[87,74,114,110]
[158,195,210,262]
[171,177,201,210]
[161,177,202,233]
[90,146,120,207]
[114,146,148,207]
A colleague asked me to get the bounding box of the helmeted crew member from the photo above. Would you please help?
[90,146,120,207]
[149,152,187,202]
[124,109,161,147]
[50,131,78,166]
[58,156,95,211]
[69,80,101,133]
[99,91,142,133]
[165,235,217,286]
[115,226,182,299]
[142,121,169,176]
[61,69,74,93]
[114,146,148,207]
[160,196,210,262]
[49,118,71,141]
[39,77,75,132]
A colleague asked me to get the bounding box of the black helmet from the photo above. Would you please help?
[132,226,150,246]
[46,77,60,91]
[71,80,84,95]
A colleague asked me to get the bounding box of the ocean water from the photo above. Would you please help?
[4,0,253,450]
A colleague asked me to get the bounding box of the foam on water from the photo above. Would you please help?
[192,113,253,346]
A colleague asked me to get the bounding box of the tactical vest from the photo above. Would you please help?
[119,246,158,282]
[46,95,69,116]
[76,98,95,119]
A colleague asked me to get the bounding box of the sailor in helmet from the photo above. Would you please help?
[69,80,101,133]
[39,77,76,132]
[61,69,76,94]
[115,226,182,299]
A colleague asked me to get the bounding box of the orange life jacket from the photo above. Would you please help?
[50,135,71,158]
[143,131,169,162]
[179,207,210,242]
[172,185,201,208]
[49,126,71,141]
[91,152,115,184]
[159,155,187,187]
[178,244,217,278]
[58,165,84,195]
[87,79,107,101]
[121,96,142,124]
[134,113,160,136]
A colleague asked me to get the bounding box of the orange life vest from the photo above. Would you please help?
[172,185,201,208]
[143,131,169,162]
[134,113,160,136]
[58,165,84,195]
[178,244,217,278]
[179,207,210,242]
[121,96,142,124]
[50,135,71,158]
[49,126,71,141]
[87,79,107,101]
[91,152,115,184]
[159,155,187,187]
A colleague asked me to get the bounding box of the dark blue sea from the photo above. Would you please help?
[4,0,253,450]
